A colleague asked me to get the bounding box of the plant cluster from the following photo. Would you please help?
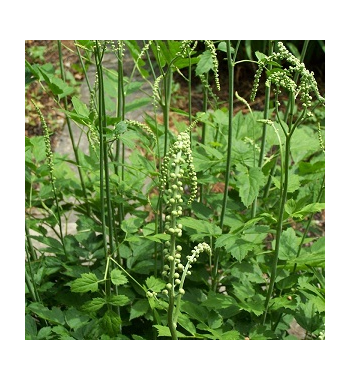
[25,40,325,340]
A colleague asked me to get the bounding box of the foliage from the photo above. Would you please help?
[25,40,325,340]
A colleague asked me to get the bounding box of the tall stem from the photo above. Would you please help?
[263,133,291,324]
[200,72,209,203]
[213,40,240,290]
[252,41,274,218]
[95,42,112,299]
[57,41,91,215]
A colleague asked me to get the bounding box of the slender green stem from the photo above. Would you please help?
[263,134,291,324]
[57,41,91,216]
[163,69,173,156]
[200,72,209,203]
[293,174,325,273]
[219,41,240,228]
[25,221,37,261]
[213,41,240,290]
[188,50,192,137]
[31,100,67,258]
[252,41,274,217]
[94,42,111,299]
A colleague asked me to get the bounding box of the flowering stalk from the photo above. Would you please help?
[250,41,325,325]
[160,132,211,339]
[31,101,67,258]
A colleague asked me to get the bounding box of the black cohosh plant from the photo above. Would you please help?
[25,40,324,340]
[160,131,211,339]
[250,41,325,324]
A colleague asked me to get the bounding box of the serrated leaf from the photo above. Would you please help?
[145,276,166,293]
[27,303,65,325]
[215,234,253,262]
[279,228,298,260]
[100,310,121,337]
[130,299,150,320]
[110,269,128,286]
[292,203,325,219]
[236,167,265,207]
[153,325,186,338]
[107,295,130,307]
[238,295,265,316]
[82,297,106,312]
[195,50,213,76]
[70,273,100,293]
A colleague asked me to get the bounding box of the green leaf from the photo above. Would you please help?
[125,97,151,113]
[153,325,186,338]
[178,313,196,336]
[100,310,121,337]
[82,297,106,312]
[121,216,143,234]
[27,303,65,325]
[71,96,89,117]
[215,234,253,262]
[195,142,223,160]
[292,203,325,219]
[220,330,241,340]
[217,41,235,55]
[202,291,238,309]
[191,201,213,220]
[236,167,265,207]
[110,269,128,286]
[145,276,166,293]
[130,299,150,320]
[181,301,208,323]
[107,295,130,307]
[273,174,300,193]
[284,199,297,215]
[38,66,74,99]
[255,51,267,61]
[65,308,90,329]
[195,50,213,76]
[70,273,100,293]
[25,314,37,338]
[279,228,298,260]
[115,121,128,135]
[238,295,265,316]
[178,217,221,236]
[37,327,53,339]
[192,150,221,172]
[269,296,298,311]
